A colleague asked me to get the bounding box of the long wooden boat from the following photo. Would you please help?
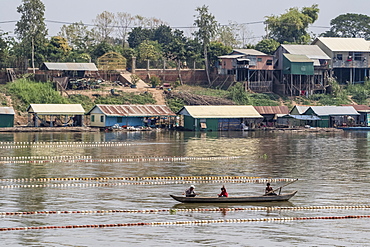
[170,191,297,203]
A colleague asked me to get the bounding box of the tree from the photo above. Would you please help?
[92,11,116,43]
[116,12,135,48]
[216,22,240,48]
[45,36,72,62]
[137,40,162,69]
[127,27,153,49]
[153,25,174,47]
[193,5,219,85]
[255,39,280,55]
[15,0,48,71]
[265,4,319,44]
[325,13,370,39]
[208,41,232,67]
[59,22,92,51]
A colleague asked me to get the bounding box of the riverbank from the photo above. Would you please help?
[0,127,100,132]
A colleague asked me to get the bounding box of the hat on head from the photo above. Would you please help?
[190,185,195,188]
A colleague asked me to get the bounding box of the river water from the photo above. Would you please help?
[0,130,369,246]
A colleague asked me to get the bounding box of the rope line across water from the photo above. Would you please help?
[1,215,370,231]
[1,205,369,216]
[0,178,296,189]
[0,156,241,164]
[0,176,264,183]
[0,142,135,149]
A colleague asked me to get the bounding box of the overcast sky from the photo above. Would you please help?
[1,0,369,43]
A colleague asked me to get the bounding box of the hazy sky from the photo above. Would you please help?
[1,0,369,43]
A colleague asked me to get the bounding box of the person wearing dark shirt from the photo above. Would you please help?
[265,182,277,195]
[185,185,196,197]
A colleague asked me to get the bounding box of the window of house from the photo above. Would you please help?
[354,52,362,61]
[266,60,273,65]
[257,58,262,62]
[100,116,104,122]
[91,115,95,122]
[336,54,343,60]
[117,117,123,123]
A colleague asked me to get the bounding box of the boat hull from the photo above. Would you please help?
[170,191,297,203]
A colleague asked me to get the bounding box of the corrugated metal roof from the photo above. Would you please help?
[0,107,15,115]
[283,54,313,63]
[218,54,244,59]
[282,45,330,60]
[341,104,370,112]
[307,106,360,116]
[27,104,85,115]
[313,37,370,52]
[233,49,267,56]
[92,105,175,117]
[41,63,98,71]
[288,114,321,120]
[178,105,263,118]
[254,106,289,115]
[291,105,310,115]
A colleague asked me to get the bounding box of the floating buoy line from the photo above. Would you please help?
[1,215,370,231]
[0,175,264,183]
[0,141,135,149]
[0,178,296,189]
[0,205,369,217]
[0,155,241,164]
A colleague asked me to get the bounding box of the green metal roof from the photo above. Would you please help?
[283,54,313,63]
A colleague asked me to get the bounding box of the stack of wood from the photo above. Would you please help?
[166,91,235,105]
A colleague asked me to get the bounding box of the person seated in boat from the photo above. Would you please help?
[218,186,228,197]
[265,183,277,196]
[185,185,197,197]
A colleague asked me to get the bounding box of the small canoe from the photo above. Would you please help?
[170,191,297,203]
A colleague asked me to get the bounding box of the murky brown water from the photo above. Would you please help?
[0,130,369,246]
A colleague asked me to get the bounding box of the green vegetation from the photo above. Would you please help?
[167,97,184,113]
[6,78,68,111]
[4,79,156,112]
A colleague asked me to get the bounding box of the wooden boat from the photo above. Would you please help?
[170,191,297,203]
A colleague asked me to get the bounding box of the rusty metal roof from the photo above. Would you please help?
[0,107,15,115]
[41,63,98,71]
[90,105,176,117]
[254,106,289,115]
[341,104,370,112]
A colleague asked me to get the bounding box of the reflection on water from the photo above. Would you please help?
[0,130,370,246]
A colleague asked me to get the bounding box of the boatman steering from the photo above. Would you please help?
[265,183,277,196]
[185,185,197,197]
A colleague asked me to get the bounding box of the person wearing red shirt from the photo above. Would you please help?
[218,186,228,197]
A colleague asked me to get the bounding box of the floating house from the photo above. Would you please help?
[0,107,15,127]
[27,104,85,127]
[342,105,370,126]
[87,105,176,128]
[303,106,359,127]
[177,105,263,131]
[286,105,320,127]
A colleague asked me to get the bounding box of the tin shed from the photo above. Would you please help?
[0,107,15,127]
[177,105,263,131]
[27,104,85,127]
[303,106,359,127]
[87,105,176,128]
